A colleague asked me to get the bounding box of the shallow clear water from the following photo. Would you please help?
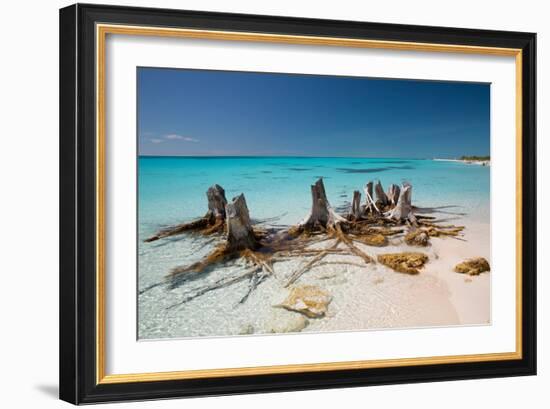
[138,157,490,339]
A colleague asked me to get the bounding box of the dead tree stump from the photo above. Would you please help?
[168,192,262,279]
[144,184,228,242]
[385,182,416,224]
[375,180,389,206]
[205,184,227,223]
[387,184,401,207]
[226,194,259,251]
[363,181,379,214]
[298,178,347,232]
[349,190,362,220]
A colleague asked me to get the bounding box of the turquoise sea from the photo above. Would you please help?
[137,157,490,339]
[138,156,490,231]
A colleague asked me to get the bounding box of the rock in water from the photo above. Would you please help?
[276,285,332,318]
[454,258,490,276]
[377,252,428,275]
[238,324,255,335]
[267,309,309,333]
[405,230,430,246]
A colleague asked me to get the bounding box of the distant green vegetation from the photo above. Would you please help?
[460,155,490,161]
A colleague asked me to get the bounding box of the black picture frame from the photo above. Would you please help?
[60,3,536,405]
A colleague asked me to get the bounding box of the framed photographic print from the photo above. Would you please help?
[59,3,536,404]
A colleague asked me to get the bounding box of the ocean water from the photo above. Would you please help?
[138,157,490,339]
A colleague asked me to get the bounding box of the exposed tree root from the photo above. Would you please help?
[316,261,367,269]
[144,217,210,243]
[200,218,225,235]
[168,245,237,283]
[166,243,282,306]
[239,268,270,304]
[421,225,465,237]
[166,266,262,309]
[285,240,341,287]
[145,184,228,242]
[415,214,436,220]
[242,249,275,276]
[333,224,374,264]
[167,194,265,284]
[274,248,345,259]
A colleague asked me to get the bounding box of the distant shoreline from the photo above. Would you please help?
[137,154,491,166]
[138,155,424,159]
[433,158,490,166]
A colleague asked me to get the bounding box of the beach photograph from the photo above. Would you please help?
[137,67,491,340]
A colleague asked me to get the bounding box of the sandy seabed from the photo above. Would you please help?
[138,217,490,340]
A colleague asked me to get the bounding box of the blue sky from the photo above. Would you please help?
[138,67,489,158]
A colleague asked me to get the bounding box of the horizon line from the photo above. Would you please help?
[137,154,488,159]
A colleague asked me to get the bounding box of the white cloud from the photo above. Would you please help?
[164,134,199,142]
[150,138,164,144]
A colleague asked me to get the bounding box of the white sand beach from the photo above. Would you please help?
[139,216,490,339]
[300,220,490,334]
